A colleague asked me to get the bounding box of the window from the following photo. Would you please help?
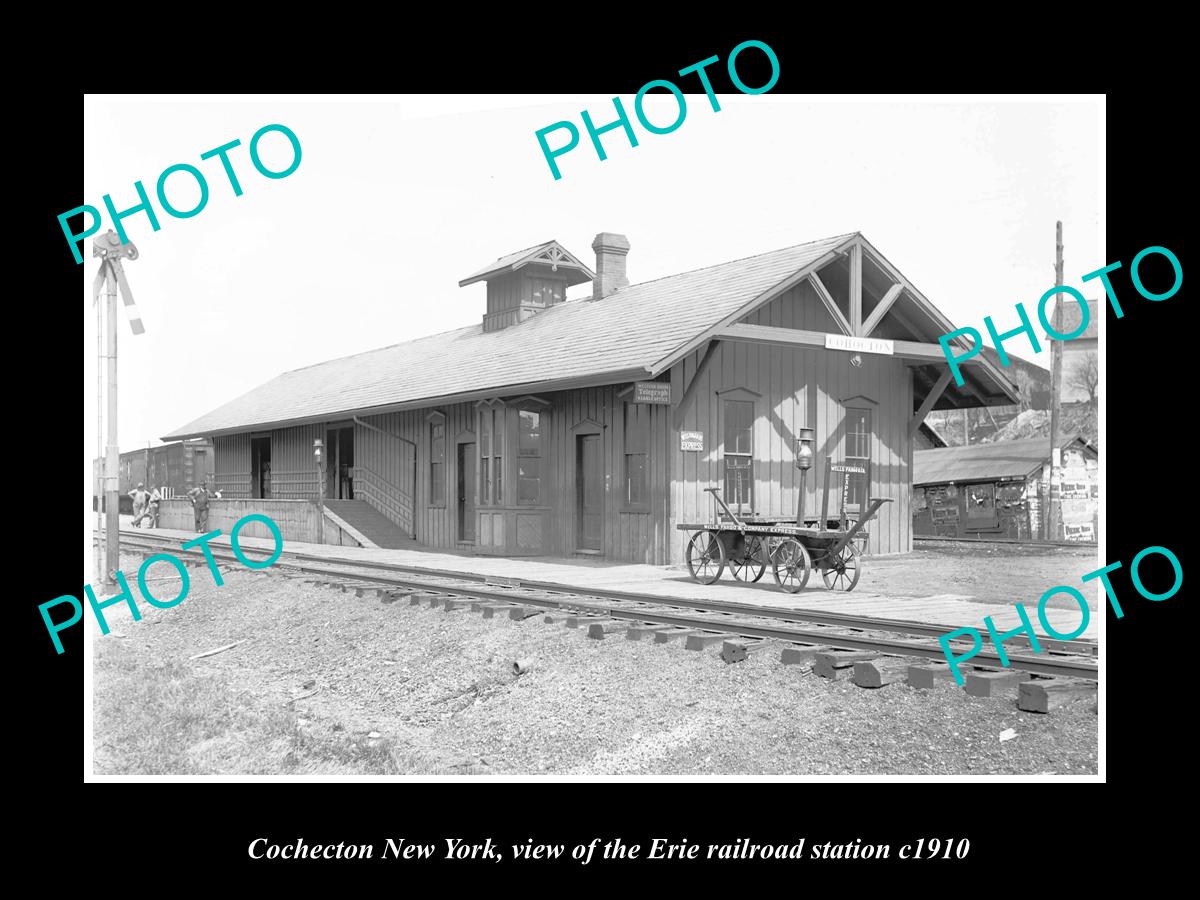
[529,277,565,308]
[844,407,871,511]
[429,418,445,506]
[966,483,996,519]
[723,398,754,511]
[624,403,649,507]
[517,409,542,505]
[479,407,504,505]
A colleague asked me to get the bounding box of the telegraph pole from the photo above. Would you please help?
[95,270,105,582]
[92,230,143,585]
[105,264,120,584]
[1046,221,1065,541]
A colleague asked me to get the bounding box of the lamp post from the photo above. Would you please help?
[795,427,815,526]
[313,438,325,543]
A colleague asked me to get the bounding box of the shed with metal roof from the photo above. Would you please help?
[913,436,1097,542]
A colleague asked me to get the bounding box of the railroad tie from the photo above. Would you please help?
[652,627,695,644]
[508,606,543,621]
[813,650,879,680]
[780,643,829,666]
[906,662,957,690]
[380,591,408,605]
[442,598,471,612]
[469,600,493,613]
[626,624,677,641]
[964,669,1032,699]
[542,612,573,625]
[1017,677,1097,713]
[720,639,772,664]
[483,604,523,619]
[424,595,445,609]
[685,632,728,651]
[587,620,628,640]
[852,656,912,688]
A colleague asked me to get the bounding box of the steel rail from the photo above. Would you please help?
[110,530,1097,657]
[108,531,1098,680]
[287,566,1099,680]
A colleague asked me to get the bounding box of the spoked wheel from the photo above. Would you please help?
[730,535,767,583]
[821,542,863,591]
[771,538,812,593]
[686,531,726,584]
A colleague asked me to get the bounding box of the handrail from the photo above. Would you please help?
[351,464,410,499]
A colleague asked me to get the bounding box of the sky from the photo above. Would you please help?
[82,94,1102,453]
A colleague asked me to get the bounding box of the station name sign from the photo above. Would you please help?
[825,334,894,356]
[634,381,672,404]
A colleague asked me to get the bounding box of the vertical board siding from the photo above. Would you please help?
[270,423,323,499]
[206,278,919,565]
[672,280,912,561]
[213,433,251,497]
[354,413,416,537]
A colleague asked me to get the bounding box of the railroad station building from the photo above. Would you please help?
[164,231,1018,563]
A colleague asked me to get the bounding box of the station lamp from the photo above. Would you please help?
[313,438,325,542]
[795,427,815,525]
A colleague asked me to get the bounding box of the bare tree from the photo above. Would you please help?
[1067,352,1099,405]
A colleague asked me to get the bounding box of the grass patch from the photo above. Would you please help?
[94,650,425,775]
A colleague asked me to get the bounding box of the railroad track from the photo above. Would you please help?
[104,530,1099,709]
[103,532,1099,715]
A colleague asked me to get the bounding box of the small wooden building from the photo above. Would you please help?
[912,436,1098,542]
[164,232,1018,562]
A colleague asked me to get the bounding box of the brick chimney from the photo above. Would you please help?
[590,232,630,300]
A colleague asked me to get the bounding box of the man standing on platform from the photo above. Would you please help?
[129,482,150,527]
[147,485,162,528]
[187,482,212,533]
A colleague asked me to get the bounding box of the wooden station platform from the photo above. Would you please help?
[112,517,1100,641]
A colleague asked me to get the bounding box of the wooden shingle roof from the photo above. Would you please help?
[165,234,855,439]
[165,232,1016,439]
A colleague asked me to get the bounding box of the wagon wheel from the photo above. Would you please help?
[729,535,767,583]
[821,542,863,591]
[771,538,812,594]
[686,531,726,585]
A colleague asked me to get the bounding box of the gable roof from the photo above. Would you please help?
[458,240,594,287]
[918,422,948,448]
[913,435,1095,485]
[163,231,1017,440]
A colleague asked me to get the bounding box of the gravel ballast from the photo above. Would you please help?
[92,557,1099,776]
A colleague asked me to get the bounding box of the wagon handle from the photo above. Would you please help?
[827,497,893,555]
[703,486,743,528]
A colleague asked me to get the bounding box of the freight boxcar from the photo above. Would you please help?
[91,439,215,513]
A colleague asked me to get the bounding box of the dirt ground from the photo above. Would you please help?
[92,548,1099,777]
[868,542,1099,608]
